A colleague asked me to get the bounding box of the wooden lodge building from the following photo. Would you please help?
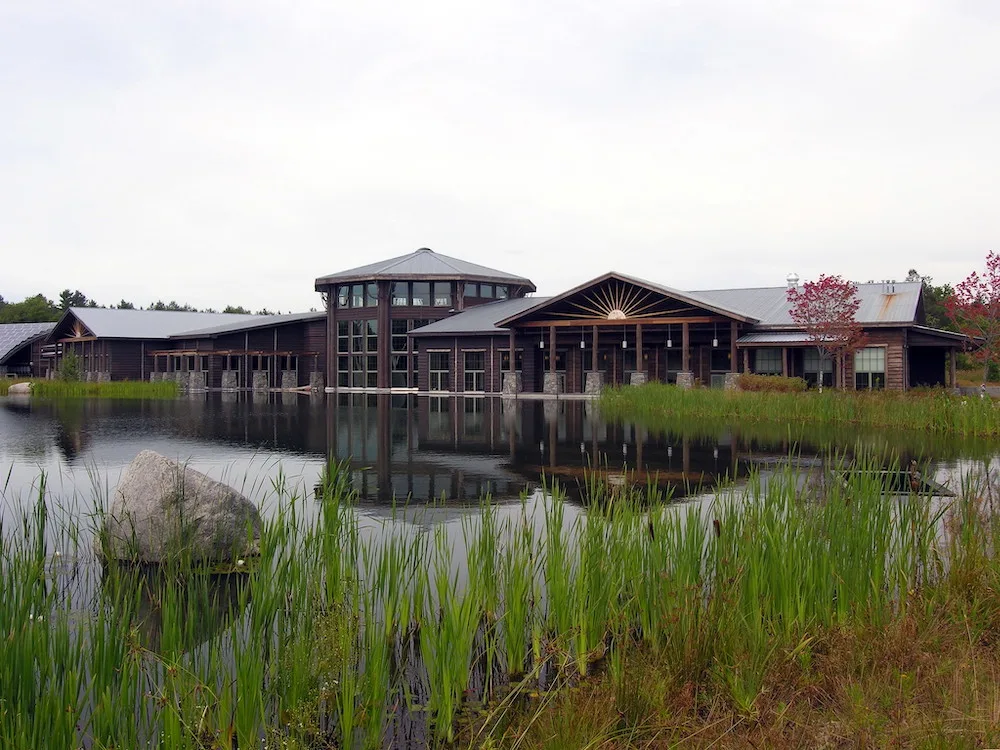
[26,247,967,393]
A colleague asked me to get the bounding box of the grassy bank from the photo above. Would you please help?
[0,378,179,399]
[601,382,1000,437]
[3,452,999,747]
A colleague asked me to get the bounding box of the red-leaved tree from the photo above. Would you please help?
[786,275,868,390]
[944,251,1000,384]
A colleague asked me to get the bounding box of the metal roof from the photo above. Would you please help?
[695,281,923,327]
[58,308,260,340]
[497,271,760,327]
[736,332,815,345]
[172,311,325,339]
[0,322,56,364]
[314,247,536,290]
[409,297,551,337]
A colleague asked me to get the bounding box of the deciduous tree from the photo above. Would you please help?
[786,275,867,390]
[944,251,1000,384]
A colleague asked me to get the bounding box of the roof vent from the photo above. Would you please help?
[786,272,799,289]
[416,247,433,253]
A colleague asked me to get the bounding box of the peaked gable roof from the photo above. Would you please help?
[498,271,759,327]
[52,308,260,341]
[314,247,536,290]
[0,322,56,364]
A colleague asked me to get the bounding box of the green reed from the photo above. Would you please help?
[1,379,180,399]
[601,381,1000,437]
[2,446,997,747]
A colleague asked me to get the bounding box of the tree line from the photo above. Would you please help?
[0,289,282,324]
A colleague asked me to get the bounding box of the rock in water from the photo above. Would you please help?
[100,450,261,563]
[7,382,31,395]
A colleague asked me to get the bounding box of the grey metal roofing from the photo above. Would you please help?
[736,332,814,345]
[0,322,56,364]
[172,311,325,339]
[61,308,259,340]
[314,247,536,290]
[409,297,552,337]
[694,281,923,327]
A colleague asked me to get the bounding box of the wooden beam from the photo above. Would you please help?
[517,316,727,329]
[682,322,690,371]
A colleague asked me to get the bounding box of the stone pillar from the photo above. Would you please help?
[281,370,297,390]
[188,371,206,390]
[98,371,111,383]
[543,371,562,395]
[221,370,238,390]
[724,372,740,391]
[629,371,648,386]
[252,371,268,391]
[676,371,694,389]
[585,370,604,395]
[502,371,522,395]
[150,372,161,383]
[310,371,325,392]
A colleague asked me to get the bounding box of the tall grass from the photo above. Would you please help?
[0,379,179,399]
[0,449,995,747]
[601,381,1000,437]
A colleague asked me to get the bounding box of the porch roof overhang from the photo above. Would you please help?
[497,271,760,328]
[908,325,972,348]
[736,332,814,346]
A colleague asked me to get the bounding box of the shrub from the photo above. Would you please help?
[59,350,80,381]
[736,374,807,393]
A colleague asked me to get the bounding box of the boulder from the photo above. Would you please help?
[7,382,31,395]
[99,450,261,563]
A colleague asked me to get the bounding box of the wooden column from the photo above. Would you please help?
[743,348,749,374]
[591,325,598,372]
[681,323,690,371]
[377,281,391,390]
[636,324,644,373]
[326,289,336,390]
[950,349,957,388]
[548,325,556,372]
[782,347,788,376]
[730,322,738,372]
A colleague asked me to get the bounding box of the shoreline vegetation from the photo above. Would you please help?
[0,378,179,399]
[3,451,1000,748]
[601,381,1000,437]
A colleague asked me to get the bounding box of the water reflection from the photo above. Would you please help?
[1,392,996,512]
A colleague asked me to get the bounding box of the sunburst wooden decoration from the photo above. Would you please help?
[550,281,695,320]
[71,322,87,338]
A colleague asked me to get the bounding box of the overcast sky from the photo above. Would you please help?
[3,1,999,312]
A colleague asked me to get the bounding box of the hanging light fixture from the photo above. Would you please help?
[580,327,585,349]
[667,323,673,349]
[712,322,719,348]
[539,329,544,349]
[621,325,627,349]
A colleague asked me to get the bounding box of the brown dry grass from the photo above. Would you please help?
[468,580,1000,749]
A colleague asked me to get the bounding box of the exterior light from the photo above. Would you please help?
[667,323,673,348]
[621,339,627,349]
[580,339,585,349]
[713,322,719,348]
[667,445,673,458]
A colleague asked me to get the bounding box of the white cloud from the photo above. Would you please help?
[2,0,999,309]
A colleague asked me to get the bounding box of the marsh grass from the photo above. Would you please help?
[2,448,1000,748]
[601,381,1000,437]
[0,378,180,399]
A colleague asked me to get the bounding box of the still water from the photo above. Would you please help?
[1,392,991,521]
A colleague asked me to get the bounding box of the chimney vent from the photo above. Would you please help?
[786,273,800,289]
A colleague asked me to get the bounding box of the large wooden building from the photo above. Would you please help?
[24,247,967,393]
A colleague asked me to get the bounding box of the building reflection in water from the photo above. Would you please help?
[326,394,742,503]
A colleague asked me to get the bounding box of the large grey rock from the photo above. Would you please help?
[7,382,31,395]
[100,450,261,563]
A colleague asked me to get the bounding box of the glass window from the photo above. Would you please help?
[337,321,349,353]
[367,320,378,352]
[391,319,408,352]
[429,351,451,391]
[365,283,378,307]
[480,284,494,299]
[412,282,430,306]
[500,349,523,371]
[464,350,485,392]
[351,284,364,308]
[337,285,350,308]
[754,348,782,375]
[495,285,508,299]
[391,282,409,306]
[351,320,364,353]
[391,355,408,388]
[338,356,349,387]
[464,283,478,300]
[855,347,886,390]
[433,282,452,307]
[803,348,834,388]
